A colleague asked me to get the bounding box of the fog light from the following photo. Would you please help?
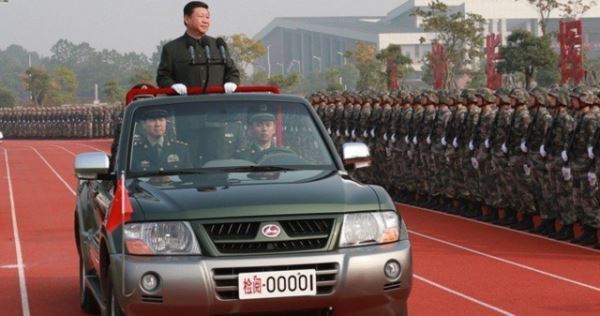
[141,273,160,292]
[384,260,401,280]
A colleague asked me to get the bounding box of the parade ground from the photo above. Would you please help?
[0,139,599,315]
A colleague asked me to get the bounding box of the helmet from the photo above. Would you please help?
[529,87,549,106]
[509,88,529,105]
[421,90,439,104]
[574,87,597,105]
[476,88,497,103]
[548,86,570,107]
[461,89,478,104]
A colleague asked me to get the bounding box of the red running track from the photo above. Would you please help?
[1,139,599,315]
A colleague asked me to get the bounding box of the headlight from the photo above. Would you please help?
[339,211,401,247]
[124,222,201,255]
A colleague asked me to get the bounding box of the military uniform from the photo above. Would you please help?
[157,33,240,88]
[131,136,193,172]
[235,143,292,163]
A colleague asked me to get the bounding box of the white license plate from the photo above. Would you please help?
[238,269,317,300]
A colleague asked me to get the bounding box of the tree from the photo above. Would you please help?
[103,80,124,104]
[22,67,52,106]
[376,44,414,91]
[0,85,16,107]
[345,42,385,91]
[227,34,267,81]
[47,66,78,105]
[323,68,343,91]
[497,30,558,89]
[517,0,597,35]
[267,72,302,93]
[129,68,155,86]
[413,1,486,89]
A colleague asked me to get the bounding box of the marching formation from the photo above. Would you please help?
[310,87,600,249]
[0,105,122,139]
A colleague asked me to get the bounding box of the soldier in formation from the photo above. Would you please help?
[310,86,600,249]
[0,105,122,139]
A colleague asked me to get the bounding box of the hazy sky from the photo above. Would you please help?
[0,0,405,57]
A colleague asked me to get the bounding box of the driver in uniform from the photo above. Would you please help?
[131,109,192,172]
[235,111,289,163]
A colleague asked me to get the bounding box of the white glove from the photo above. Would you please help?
[370,128,375,138]
[362,130,368,138]
[452,137,458,148]
[561,150,569,162]
[391,134,396,143]
[520,141,528,153]
[351,129,356,139]
[327,127,332,135]
[441,137,447,146]
[344,129,349,137]
[336,129,340,137]
[383,133,388,141]
[224,82,237,94]
[587,146,595,160]
[404,136,410,144]
[471,157,479,169]
[539,145,547,158]
[412,136,418,145]
[562,166,572,181]
[426,135,432,145]
[468,140,474,151]
[501,143,508,154]
[484,138,490,149]
[588,171,597,187]
[523,164,531,176]
[171,83,187,95]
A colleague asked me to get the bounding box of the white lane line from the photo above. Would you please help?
[409,229,600,292]
[0,264,25,269]
[398,202,600,254]
[28,146,76,196]
[76,142,108,153]
[3,147,31,316]
[414,274,515,316]
[52,144,77,157]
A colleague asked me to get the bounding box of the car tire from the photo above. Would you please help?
[79,257,100,314]
[104,269,125,316]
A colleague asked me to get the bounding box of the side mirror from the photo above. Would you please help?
[75,152,110,179]
[342,142,371,170]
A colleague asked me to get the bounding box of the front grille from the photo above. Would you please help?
[141,294,163,303]
[213,263,338,300]
[216,238,328,254]
[281,219,334,237]
[205,222,260,240]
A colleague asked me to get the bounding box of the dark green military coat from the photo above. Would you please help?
[157,33,240,88]
[234,143,292,163]
[131,136,193,172]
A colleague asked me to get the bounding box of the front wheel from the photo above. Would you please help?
[103,268,125,316]
[79,257,100,314]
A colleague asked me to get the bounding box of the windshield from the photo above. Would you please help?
[128,100,335,178]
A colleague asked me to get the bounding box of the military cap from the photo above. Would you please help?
[249,111,276,124]
[141,109,168,120]
[529,87,549,106]
[476,88,497,103]
[461,89,478,104]
[509,88,529,104]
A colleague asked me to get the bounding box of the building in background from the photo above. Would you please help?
[254,0,600,78]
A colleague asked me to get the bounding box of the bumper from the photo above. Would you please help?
[110,240,412,315]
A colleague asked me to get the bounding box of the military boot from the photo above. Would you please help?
[571,225,598,246]
[550,224,574,241]
[477,207,498,222]
[530,218,555,236]
[493,209,517,226]
[462,202,482,218]
[511,213,534,231]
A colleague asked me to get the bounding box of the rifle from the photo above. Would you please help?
[504,106,519,156]
[523,107,541,150]
[454,106,473,148]
[542,108,562,153]
[470,107,484,149]
[564,111,587,165]
[428,105,443,148]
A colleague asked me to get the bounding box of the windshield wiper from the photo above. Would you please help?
[217,165,296,172]
[128,168,207,178]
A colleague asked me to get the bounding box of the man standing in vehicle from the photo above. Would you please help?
[157,1,240,95]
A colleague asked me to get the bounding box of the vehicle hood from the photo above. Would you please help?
[129,171,383,221]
